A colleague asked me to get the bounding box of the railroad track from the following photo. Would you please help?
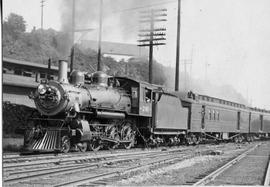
[54,152,194,186]
[3,143,229,164]
[62,143,252,186]
[4,146,195,186]
[3,147,191,170]
[4,143,230,187]
[191,142,270,186]
[3,143,248,186]
[3,148,152,163]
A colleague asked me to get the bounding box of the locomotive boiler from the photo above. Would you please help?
[34,60,131,116]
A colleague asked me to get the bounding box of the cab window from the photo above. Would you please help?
[144,88,152,103]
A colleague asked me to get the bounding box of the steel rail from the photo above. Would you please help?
[193,144,260,186]
[3,142,225,163]
[54,154,193,187]
[4,148,142,161]
[4,148,188,185]
[4,143,242,186]
[3,149,189,169]
[3,147,189,165]
[3,147,189,169]
[3,149,139,162]
[4,154,158,184]
[4,151,171,177]
[3,151,139,163]
[264,155,270,186]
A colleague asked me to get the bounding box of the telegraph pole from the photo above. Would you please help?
[175,0,181,91]
[138,9,167,83]
[97,0,103,71]
[70,0,75,73]
[181,59,192,91]
[189,45,194,89]
[40,0,45,29]
[69,1,95,73]
[149,10,154,83]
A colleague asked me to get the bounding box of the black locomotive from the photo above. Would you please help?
[24,60,270,152]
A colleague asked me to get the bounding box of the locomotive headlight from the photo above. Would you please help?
[38,84,46,95]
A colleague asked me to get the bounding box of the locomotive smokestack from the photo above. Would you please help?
[58,60,69,83]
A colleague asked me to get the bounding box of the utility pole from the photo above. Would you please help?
[97,0,103,71]
[40,0,45,29]
[189,45,194,89]
[47,58,51,80]
[69,1,95,74]
[70,0,75,73]
[138,9,167,83]
[175,0,181,91]
[125,63,128,76]
[181,59,192,91]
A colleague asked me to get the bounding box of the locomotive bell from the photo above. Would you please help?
[58,60,68,83]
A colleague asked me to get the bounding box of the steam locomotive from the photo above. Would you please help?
[24,60,270,153]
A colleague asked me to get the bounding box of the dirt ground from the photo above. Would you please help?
[114,144,252,186]
[3,138,24,152]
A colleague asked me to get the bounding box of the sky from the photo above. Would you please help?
[3,0,270,109]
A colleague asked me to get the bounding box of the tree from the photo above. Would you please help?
[3,13,26,39]
[127,57,166,85]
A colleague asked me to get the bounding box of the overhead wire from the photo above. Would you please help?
[74,0,176,37]
[109,0,177,14]
[75,0,175,70]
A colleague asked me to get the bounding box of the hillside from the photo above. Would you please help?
[2,13,166,85]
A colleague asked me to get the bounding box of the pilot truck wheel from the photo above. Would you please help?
[89,138,101,152]
[61,136,70,153]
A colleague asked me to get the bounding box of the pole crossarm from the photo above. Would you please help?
[140,19,167,23]
[139,28,166,32]
[138,37,166,42]
[137,43,166,47]
[137,8,167,83]
[138,32,166,37]
[140,14,167,18]
[139,9,167,13]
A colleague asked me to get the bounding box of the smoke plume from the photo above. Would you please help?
[59,0,169,42]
